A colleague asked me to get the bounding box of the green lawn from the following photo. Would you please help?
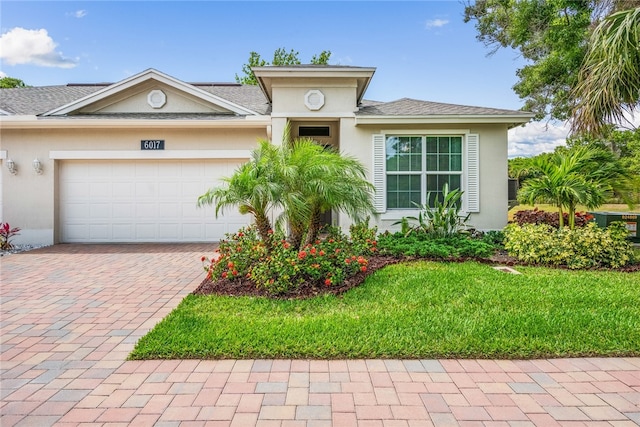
[130,261,640,360]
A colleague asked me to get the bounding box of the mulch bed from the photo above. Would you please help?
[192,255,402,299]
[193,251,640,299]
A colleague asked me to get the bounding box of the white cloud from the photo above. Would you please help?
[425,19,449,29]
[508,121,570,158]
[0,27,77,68]
[508,109,640,158]
[71,10,88,18]
[621,109,640,129]
[0,70,6,78]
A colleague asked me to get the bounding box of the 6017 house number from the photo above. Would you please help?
[141,140,165,150]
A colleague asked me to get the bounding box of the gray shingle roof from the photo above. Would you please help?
[0,85,527,119]
[0,84,271,116]
[199,85,270,115]
[0,86,104,115]
[356,97,528,116]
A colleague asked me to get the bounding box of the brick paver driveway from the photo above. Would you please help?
[1,244,639,426]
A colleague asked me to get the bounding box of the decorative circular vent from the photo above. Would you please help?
[147,90,167,109]
[304,89,325,111]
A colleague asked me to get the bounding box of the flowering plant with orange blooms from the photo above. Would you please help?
[201,223,378,296]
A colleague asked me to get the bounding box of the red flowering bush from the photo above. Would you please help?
[512,208,594,229]
[201,227,267,281]
[0,223,21,250]
[201,224,377,295]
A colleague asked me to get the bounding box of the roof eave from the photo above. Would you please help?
[0,115,271,129]
[354,114,533,126]
[252,66,377,105]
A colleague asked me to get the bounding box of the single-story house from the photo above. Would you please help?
[0,66,532,245]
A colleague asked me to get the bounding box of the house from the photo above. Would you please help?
[0,66,532,245]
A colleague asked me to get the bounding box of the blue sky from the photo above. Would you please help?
[0,1,572,157]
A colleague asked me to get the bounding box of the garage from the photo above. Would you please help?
[59,159,249,243]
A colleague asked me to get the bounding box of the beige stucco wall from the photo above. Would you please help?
[268,77,359,120]
[82,82,228,114]
[0,126,266,245]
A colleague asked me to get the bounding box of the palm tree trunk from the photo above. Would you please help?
[567,203,576,230]
[255,214,274,252]
[303,208,323,247]
[288,220,306,251]
[558,205,565,227]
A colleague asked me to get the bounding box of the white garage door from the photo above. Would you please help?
[59,159,250,242]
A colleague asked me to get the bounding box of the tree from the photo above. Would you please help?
[276,138,375,248]
[566,127,640,202]
[463,0,634,121]
[197,140,281,247]
[571,7,640,135]
[0,77,26,88]
[235,48,331,85]
[508,154,547,184]
[198,132,374,251]
[518,146,634,228]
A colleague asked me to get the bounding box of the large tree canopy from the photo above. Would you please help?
[571,7,640,135]
[235,48,331,85]
[464,0,635,122]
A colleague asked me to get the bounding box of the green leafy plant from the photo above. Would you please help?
[202,224,377,296]
[394,183,470,238]
[378,232,496,259]
[0,223,21,250]
[504,222,636,269]
[480,230,505,247]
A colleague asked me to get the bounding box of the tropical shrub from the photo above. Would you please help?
[504,222,636,269]
[378,232,497,259]
[479,230,505,247]
[512,208,594,228]
[396,183,470,238]
[0,223,21,250]
[202,225,377,296]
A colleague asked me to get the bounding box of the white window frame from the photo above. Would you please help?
[373,130,479,220]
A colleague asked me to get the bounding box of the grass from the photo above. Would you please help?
[509,203,637,221]
[130,261,640,360]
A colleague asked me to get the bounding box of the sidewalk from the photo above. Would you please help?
[1,244,639,426]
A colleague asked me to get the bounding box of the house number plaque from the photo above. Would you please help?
[141,140,165,150]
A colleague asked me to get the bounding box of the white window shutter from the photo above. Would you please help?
[372,134,386,213]
[466,133,480,212]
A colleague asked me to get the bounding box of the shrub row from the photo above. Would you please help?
[504,222,636,269]
[377,232,498,259]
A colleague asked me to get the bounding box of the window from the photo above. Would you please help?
[385,135,463,209]
[298,126,331,137]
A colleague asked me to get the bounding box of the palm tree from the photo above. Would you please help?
[277,138,375,249]
[197,140,281,246]
[198,136,375,250]
[572,7,640,135]
[518,147,608,228]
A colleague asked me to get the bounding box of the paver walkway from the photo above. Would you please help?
[1,244,639,427]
